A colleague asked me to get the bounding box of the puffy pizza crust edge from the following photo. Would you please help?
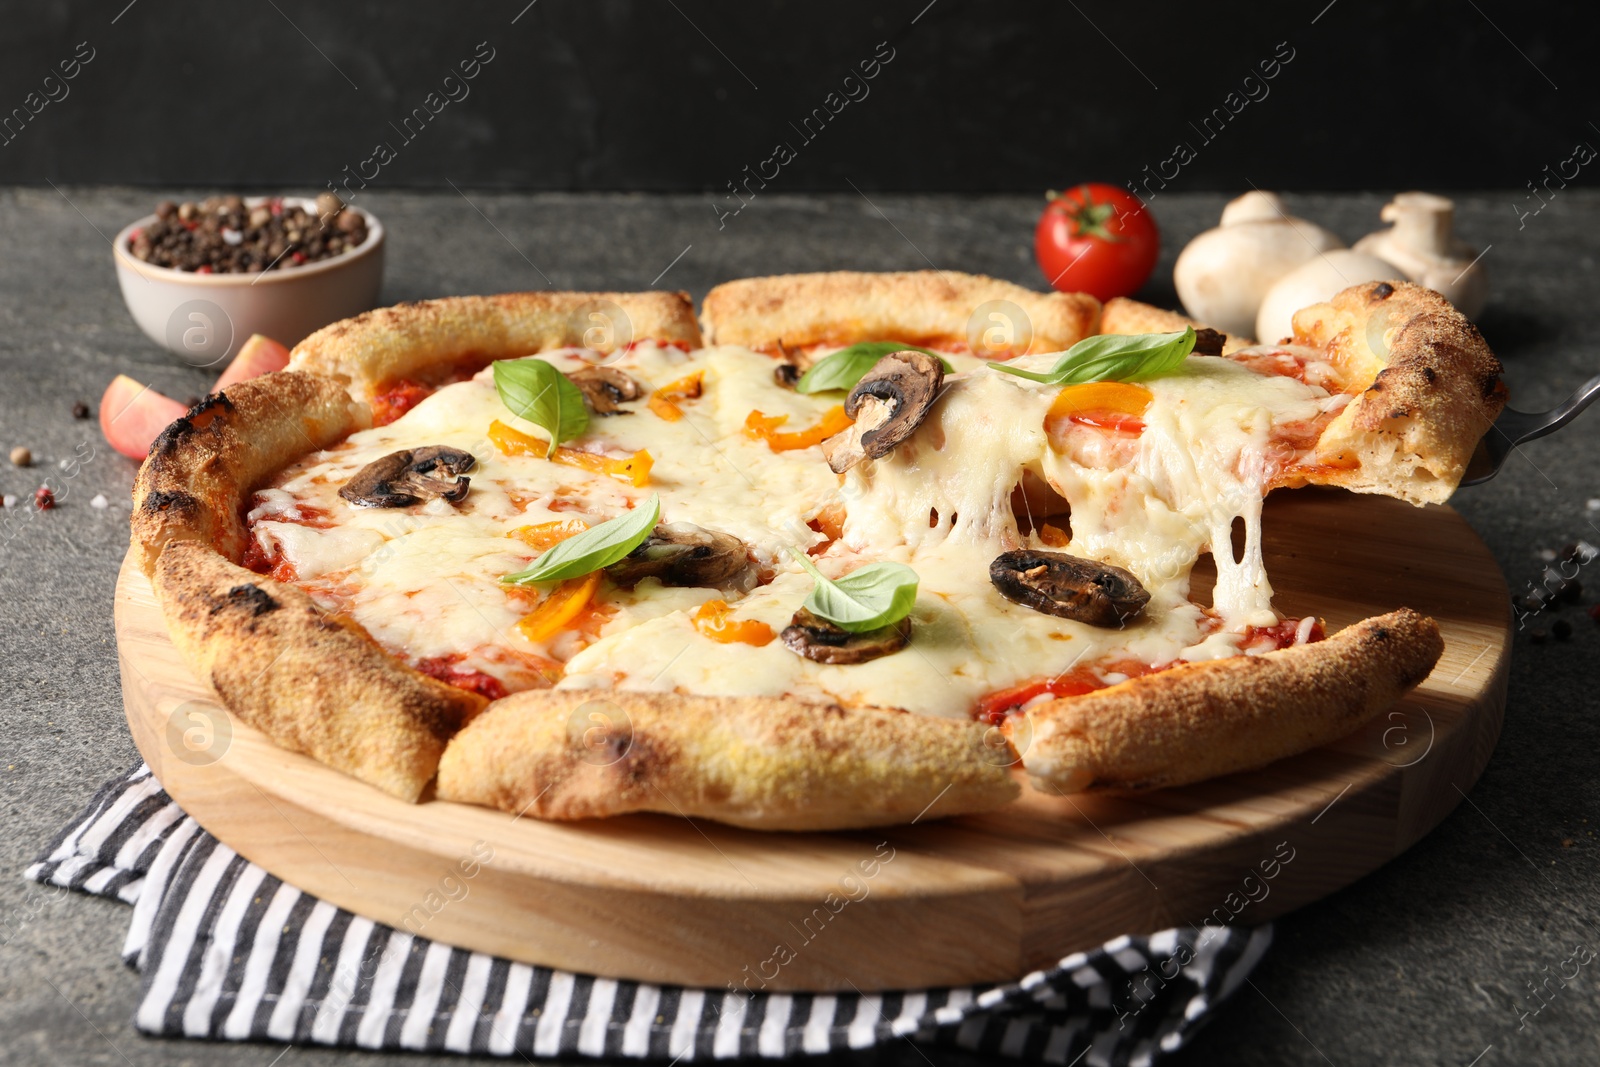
[700,270,1101,355]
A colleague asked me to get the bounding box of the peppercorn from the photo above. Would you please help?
[71,401,89,419]
[1553,620,1573,641]
[34,486,54,510]
[10,446,31,467]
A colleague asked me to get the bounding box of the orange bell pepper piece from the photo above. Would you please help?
[691,599,775,646]
[743,405,853,452]
[517,571,602,643]
[648,371,704,421]
[488,419,653,487]
[1045,382,1153,437]
[508,519,589,551]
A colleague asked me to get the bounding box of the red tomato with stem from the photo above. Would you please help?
[1034,184,1160,301]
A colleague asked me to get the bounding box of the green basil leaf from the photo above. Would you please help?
[791,550,919,633]
[492,358,589,458]
[503,494,660,584]
[987,327,1195,386]
[796,342,955,394]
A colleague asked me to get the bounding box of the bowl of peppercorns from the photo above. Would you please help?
[112,192,384,370]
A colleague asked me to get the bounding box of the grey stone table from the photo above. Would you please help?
[2,188,1597,1067]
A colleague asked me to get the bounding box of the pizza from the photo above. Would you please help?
[129,271,1504,830]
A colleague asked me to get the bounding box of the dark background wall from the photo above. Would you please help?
[0,0,1592,197]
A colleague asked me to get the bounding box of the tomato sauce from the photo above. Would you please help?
[415,656,509,700]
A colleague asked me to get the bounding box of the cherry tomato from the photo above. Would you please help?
[1034,184,1160,302]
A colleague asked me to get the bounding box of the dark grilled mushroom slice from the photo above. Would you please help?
[569,366,644,415]
[822,350,944,473]
[772,340,810,389]
[339,446,475,508]
[989,549,1149,627]
[781,608,911,665]
[1192,327,1226,357]
[606,522,757,591]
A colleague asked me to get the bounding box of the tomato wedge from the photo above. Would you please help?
[517,572,603,643]
[488,420,653,487]
[692,599,775,646]
[99,374,188,460]
[213,334,291,392]
[1044,381,1153,442]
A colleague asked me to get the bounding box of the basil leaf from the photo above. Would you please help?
[791,550,919,633]
[796,342,954,394]
[492,358,589,458]
[987,327,1195,386]
[503,494,660,584]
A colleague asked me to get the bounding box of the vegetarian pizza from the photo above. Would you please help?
[129,271,1504,830]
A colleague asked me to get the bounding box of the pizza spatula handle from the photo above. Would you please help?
[1461,372,1600,485]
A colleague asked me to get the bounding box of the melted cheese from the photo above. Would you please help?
[252,343,1340,717]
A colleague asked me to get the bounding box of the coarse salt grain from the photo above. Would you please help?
[90,493,108,509]
[2,494,14,508]
[1588,499,1600,511]
[222,228,243,246]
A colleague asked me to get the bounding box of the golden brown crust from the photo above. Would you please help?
[436,689,1020,830]
[152,540,485,802]
[1008,609,1443,793]
[1099,297,1252,354]
[130,371,366,576]
[700,271,1100,356]
[289,290,702,401]
[1293,281,1507,504]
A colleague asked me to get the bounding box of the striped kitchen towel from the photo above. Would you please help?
[27,764,1271,1065]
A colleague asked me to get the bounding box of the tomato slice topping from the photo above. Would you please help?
[372,379,433,426]
[1044,381,1153,442]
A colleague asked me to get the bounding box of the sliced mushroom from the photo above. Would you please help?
[569,366,644,415]
[989,549,1149,627]
[1192,327,1226,357]
[339,446,475,508]
[772,339,810,389]
[606,522,757,591]
[781,608,911,665]
[821,350,944,473]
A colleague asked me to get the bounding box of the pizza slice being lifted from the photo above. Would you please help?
[130,272,1504,829]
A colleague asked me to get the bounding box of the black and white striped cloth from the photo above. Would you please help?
[27,765,1271,1065]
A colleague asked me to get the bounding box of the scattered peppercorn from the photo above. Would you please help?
[1562,838,1575,848]
[1588,604,1600,624]
[1553,619,1573,641]
[10,446,31,467]
[1529,628,1548,644]
[128,193,369,274]
[71,401,89,419]
[34,486,54,510]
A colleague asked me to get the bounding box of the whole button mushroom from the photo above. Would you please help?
[1353,192,1488,318]
[1254,249,1406,345]
[1173,191,1345,339]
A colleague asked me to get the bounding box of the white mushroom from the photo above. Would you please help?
[1255,250,1406,345]
[1173,192,1345,338]
[1353,192,1487,318]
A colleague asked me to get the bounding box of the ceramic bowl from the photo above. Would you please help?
[112,197,384,371]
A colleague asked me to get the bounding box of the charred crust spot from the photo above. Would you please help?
[1371,282,1395,301]
[1372,626,1391,641]
[1481,373,1503,401]
[1389,408,1408,420]
[141,488,198,516]
[185,392,236,419]
[1422,366,1437,384]
[223,583,279,616]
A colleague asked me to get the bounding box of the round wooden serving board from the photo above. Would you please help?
[116,490,1511,992]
